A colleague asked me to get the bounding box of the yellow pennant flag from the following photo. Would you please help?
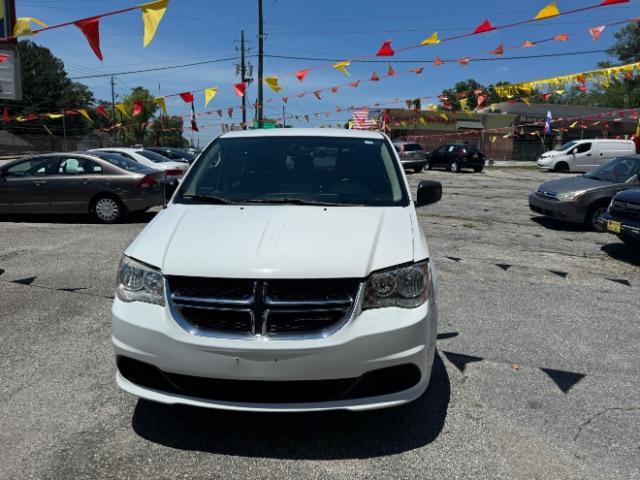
[534,2,560,21]
[14,17,47,37]
[400,121,408,127]
[16,116,28,122]
[502,133,510,139]
[491,136,497,144]
[47,113,64,119]
[204,87,219,106]
[140,0,169,48]
[427,104,438,112]
[332,60,351,75]
[522,97,531,106]
[421,32,440,46]
[555,89,565,95]
[490,103,497,112]
[77,108,93,123]
[440,113,448,121]
[264,77,282,93]
[569,121,577,128]
[155,96,167,115]
[116,103,129,118]
[459,98,469,111]
[419,117,427,126]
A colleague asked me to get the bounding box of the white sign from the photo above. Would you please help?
[0,49,22,101]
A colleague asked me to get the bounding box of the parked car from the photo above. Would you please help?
[426,144,485,173]
[0,152,164,223]
[603,188,640,246]
[112,128,443,412]
[537,139,636,173]
[393,142,428,173]
[146,147,196,164]
[89,148,188,178]
[529,155,640,231]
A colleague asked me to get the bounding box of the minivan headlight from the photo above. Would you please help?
[363,261,430,310]
[116,256,165,306]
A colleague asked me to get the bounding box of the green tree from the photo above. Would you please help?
[606,22,640,64]
[117,86,158,145]
[440,79,513,111]
[148,116,187,147]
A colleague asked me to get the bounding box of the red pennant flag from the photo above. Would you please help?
[410,67,424,75]
[74,17,103,61]
[457,92,467,98]
[473,20,496,34]
[434,56,444,66]
[476,95,486,109]
[554,33,569,41]
[313,90,322,100]
[282,97,289,103]
[0,54,9,63]
[376,40,395,56]
[227,107,234,118]
[132,101,143,117]
[295,69,311,82]
[336,106,342,112]
[474,89,484,95]
[350,80,361,87]
[578,85,588,93]
[234,82,247,97]
[296,92,305,98]
[387,64,396,76]
[458,57,471,65]
[490,43,504,55]
[371,72,380,81]
[2,107,10,122]
[95,105,109,118]
[539,93,553,100]
[601,0,629,4]
[180,92,194,103]
[523,40,536,48]
[217,110,223,117]
[330,86,338,93]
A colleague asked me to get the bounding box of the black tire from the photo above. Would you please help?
[426,160,433,170]
[92,195,123,224]
[473,165,484,173]
[450,161,460,173]
[414,166,424,173]
[585,202,609,232]
[554,162,570,173]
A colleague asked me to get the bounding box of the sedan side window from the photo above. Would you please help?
[4,158,58,178]
[59,158,103,175]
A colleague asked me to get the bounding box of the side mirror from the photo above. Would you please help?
[571,148,577,155]
[416,180,442,207]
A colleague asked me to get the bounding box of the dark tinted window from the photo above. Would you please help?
[58,157,103,175]
[585,157,640,183]
[575,143,592,154]
[177,136,407,206]
[4,157,58,177]
[89,152,146,172]
[138,150,173,163]
[403,143,423,152]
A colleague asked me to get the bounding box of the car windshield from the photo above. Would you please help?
[403,144,423,152]
[557,141,578,152]
[89,152,146,171]
[176,136,408,206]
[137,150,173,163]
[584,157,640,183]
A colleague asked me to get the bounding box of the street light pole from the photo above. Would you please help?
[240,30,247,129]
[257,0,264,129]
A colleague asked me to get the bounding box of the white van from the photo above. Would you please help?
[537,139,636,173]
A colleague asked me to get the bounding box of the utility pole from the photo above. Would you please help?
[257,0,264,129]
[240,31,247,129]
[282,105,286,128]
[110,75,119,145]
[158,82,164,146]
[61,109,68,152]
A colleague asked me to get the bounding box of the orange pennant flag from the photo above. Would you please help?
[411,67,424,75]
[434,56,444,66]
[490,43,504,55]
[522,40,536,48]
[458,57,471,66]
[295,69,311,82]
[554,33,569,41]
[387,64,396,76]
[371,72,380,81]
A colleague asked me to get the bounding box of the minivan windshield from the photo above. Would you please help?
[175,136,408,206]
[557,141,578,152]
[584,157,640,183]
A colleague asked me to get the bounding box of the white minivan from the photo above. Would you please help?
[537,139,636,173]
[111,128,443,412]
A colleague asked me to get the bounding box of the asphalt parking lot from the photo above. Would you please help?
[1,166,639,480]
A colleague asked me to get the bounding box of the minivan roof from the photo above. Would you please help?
[220,128,385,140]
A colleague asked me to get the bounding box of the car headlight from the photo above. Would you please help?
[363,261,431,310]
[557,190,586,203]
[116,256,165,306]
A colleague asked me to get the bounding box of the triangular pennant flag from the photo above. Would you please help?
[332,60,351,75]
[476,95,486,109]
[336,106,342,112]
[116,103,129,118]
[227,107,233,118]
[490,43,504,55]
[458,57,471,66]
[421,32,440,45]
[410,67,424,75]
[0,54,8,63]
[74,17,103,61]
[502,133,510,138]
[387,64,396,76]
[589,25,606,41]
[47,113,64,119]
[601,0,629,4]
[535,2,560,20]
[434,56,444,66]
[555,89,565,95]
[490,103,497,112]
[95,105,109,118]
[216,109,222,117]
[473,20,496,34]
[234,82,247,97]
[330,86,339,93]
[405,100,413,109]
[180,92,194,103]
[371,72,380,81]
[569,121,577,128]
[264,76,282,93]
[295,69,311,82]
[460,98,469,111]
[13,17,47,37]
[313,90,322,100]
[77,108,93,123]
[523,40,536,48]
[155,96,167,115]
[419,117,427,126]
[2,107,10,122]
[554,33,569,41]
[282,97,289,103]
[578,85,588,93]
[522,97,531,106]
[140,0,169,47]
[132,101,144,117]
[376,40,394,56]
[204,87,218,106]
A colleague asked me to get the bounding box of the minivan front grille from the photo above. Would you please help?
[167,277,361,338]
[611,201,640,221]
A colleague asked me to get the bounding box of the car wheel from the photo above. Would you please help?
[450,161,460,173]
[414,166,423,173]
[554,162,569,173]
[426,161,433,170]
[473,165,484,173]
[93,196,123,224]
[585,203,609,232]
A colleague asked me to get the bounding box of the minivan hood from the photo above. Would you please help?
[613,188,640,204]
[126,204,417,278]
[540,150,562,158]
[538,175,613,194]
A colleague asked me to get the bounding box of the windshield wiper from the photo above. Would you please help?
[242,198,360,206]
[179,194,233,204]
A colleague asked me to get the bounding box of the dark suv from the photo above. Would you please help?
[393,142,428,173]
[604,188,640,246]
[427,144,485,173]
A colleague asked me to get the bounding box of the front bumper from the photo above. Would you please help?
[537,158,556,170]
[528,192,584,223]
[112,291,437,412]
[401,159,428,170]
[603,212,640,240]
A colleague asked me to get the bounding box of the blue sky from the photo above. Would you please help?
[17,0,638,144]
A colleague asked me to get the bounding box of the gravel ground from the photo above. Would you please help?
[1,167,639,480]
